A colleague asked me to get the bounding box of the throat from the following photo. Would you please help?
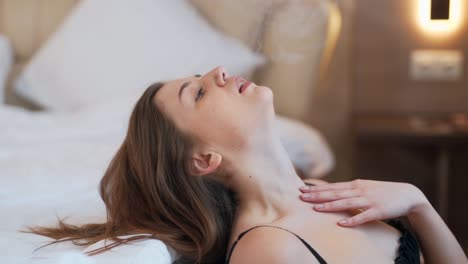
[234,176,310,222]
[227,130,312,225]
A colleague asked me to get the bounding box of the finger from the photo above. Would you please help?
[300,181,354,192]
[313,197,369,212]
[301,189,360,203]
[338,209,380,227]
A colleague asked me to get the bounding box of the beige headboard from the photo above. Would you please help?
[0,0,341,121]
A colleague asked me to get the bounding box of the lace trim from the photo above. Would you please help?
[387,220,420,264]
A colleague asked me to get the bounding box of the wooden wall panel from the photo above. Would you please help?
[353,0,468,114]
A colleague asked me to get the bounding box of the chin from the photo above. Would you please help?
[255,85,274,102]
[256,86,275,120]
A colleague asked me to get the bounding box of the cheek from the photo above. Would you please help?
[193,88,273,150]
[195,105,249,149]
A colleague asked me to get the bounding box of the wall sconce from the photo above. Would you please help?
[431,0,450,20]
[418,0,463,33]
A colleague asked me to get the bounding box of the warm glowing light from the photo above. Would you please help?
[418,0,463,34]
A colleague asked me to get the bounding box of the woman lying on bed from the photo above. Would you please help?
[30,66,467,264]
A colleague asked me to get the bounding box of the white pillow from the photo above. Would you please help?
[277,116,334,178]
[0,35,13,104]
[14,0,265,112]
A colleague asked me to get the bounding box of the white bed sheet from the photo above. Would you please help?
[0,102,175,264]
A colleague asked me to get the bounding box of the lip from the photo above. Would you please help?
[239,80,251,94]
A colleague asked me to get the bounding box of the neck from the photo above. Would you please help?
[227,130,309,221]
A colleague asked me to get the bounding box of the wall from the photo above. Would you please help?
[353,0,468,250]
[354,0,468,114]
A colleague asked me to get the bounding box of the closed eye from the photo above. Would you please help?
[195,87,205,102]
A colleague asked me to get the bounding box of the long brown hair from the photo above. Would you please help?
[27,83,237,263]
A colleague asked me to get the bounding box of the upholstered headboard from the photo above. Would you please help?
[0,0,341,121]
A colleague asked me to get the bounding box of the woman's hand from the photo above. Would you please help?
[299,179,430,227]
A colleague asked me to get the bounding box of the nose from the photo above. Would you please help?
[205,66,229,87]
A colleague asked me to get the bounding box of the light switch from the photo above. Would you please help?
[410,50,463,81]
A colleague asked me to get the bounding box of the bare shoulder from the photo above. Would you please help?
[228,226,321,264]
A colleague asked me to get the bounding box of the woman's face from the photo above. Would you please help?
[153,66,274,154]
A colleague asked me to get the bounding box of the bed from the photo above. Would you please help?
[0,0,341,263]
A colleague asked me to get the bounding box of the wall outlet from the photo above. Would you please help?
[410,50,463,81]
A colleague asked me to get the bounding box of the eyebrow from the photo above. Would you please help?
[178,81,191,102]
[178,75,201,102]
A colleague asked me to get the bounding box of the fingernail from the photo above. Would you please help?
[301,194,311,198]
[339,219,348,225]
[299,186,310,191]
[314,204,324,209]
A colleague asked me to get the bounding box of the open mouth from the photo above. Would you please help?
[239,81,251,94]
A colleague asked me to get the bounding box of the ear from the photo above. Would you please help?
[190,151,223,176]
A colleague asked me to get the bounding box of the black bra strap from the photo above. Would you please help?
[226,182,322,263]
[225,225,327,264]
